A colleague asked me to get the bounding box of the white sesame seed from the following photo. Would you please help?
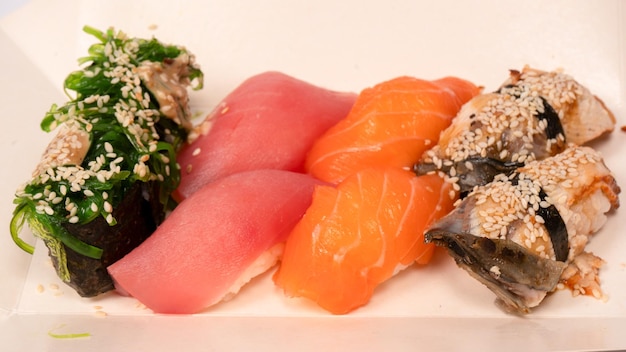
[44,206,54,216]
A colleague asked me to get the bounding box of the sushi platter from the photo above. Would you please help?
[1,0,625,351]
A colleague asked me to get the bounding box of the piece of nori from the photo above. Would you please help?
[49,181,164,297]
[509,174,569,262]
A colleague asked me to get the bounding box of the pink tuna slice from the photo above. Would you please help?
[173,71,356,201]
[108,169,323,314]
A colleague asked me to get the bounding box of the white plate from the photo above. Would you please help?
[1,0,625,351]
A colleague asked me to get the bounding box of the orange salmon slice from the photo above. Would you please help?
[273,167,457,314]
[305,76,480,184]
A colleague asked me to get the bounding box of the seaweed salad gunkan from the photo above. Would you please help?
[10,26,203,297]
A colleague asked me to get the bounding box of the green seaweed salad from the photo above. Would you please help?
[10,26,203,296]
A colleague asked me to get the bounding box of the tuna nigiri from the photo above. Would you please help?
[273,168,456,314]
[108,169,323,314]
[305,76,480,184]
[174,71,356,201]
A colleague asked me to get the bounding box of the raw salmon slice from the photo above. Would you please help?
[174,71,356,201]
[108,169,323,314]
[305,76,480,184]
[273,168,456,314]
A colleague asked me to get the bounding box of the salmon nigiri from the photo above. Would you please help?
[305,76,480,184]
[273,168,457,314]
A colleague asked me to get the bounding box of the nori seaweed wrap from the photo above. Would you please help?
[9,26,203,297]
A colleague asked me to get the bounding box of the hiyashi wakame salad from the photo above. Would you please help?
[10,26,203,297]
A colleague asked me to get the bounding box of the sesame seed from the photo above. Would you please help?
[44,206,54,216]
[591,288,602,299]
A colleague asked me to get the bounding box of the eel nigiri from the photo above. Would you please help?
[305,76,480,184]
[173,71,356,201]
[10,26,203,297]
[273,168,456,314]
[108,169,322,314]
[415,67,616,194]
[425,145,620,313]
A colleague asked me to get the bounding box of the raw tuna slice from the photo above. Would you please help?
[108,169,323,314]
[173,71,356,201]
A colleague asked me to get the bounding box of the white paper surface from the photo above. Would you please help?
[1,0,625,351]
